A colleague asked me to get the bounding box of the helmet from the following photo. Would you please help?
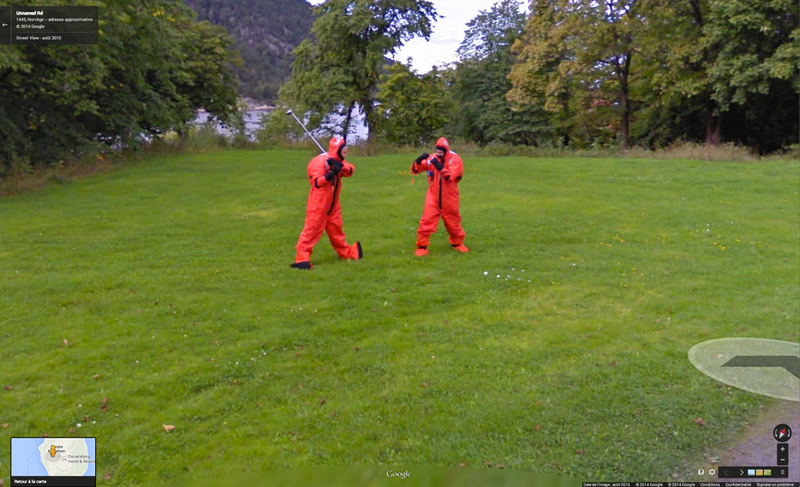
[328,136,346,160]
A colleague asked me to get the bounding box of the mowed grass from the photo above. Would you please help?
[1,151,798,485]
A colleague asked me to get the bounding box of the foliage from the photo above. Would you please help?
[634,0,799,150]
[448,0,551,147]
[372,62,450,145]
[256,102,306,145]
[506,0,798,151]
[702,0,799,152]
[456,0,525,62]
[0,0,242,176]
[704,0,798,110]
[281,0,439,141]
[509,0,645,148]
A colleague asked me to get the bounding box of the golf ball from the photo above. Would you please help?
[484,271,488,275]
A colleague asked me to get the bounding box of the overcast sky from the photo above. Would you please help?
[306,0,525,73]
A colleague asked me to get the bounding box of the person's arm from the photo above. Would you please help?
[440,155,463,182]
[308,158,340,188]
[411,153,430,174]
[340,161,355,177]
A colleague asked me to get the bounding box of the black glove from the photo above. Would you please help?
[430,156,444,171]
[323,160,339,182]
[328,158,343,174]
[414,153,429,164]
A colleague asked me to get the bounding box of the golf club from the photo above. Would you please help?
[285,109,327,155]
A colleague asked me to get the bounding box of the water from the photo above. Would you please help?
[194,109,269,138]
[193,109,369,141]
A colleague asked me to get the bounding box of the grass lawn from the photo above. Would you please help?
[1,150,798,486]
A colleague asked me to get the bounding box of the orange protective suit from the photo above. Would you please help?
[293,137,362,268]
[410,137,467,251]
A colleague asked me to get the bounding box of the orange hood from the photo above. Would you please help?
[435,137,450,155]
[328,137,346,161]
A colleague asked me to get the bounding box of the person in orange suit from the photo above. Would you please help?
[410,137,469,256]
[291,136,362,269]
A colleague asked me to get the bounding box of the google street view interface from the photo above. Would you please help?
[10,438,96,486]
[2,3,799,487]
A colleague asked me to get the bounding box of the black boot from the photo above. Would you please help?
[290,261,312,270]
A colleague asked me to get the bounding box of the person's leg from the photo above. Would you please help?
[293,210,327,268]
[442,209,467,251]
[416,198,440,255]
[326,205,361,260]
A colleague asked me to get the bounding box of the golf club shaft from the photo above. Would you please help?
[287,111,326,155]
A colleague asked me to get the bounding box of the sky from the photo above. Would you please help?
[306,0,525,73]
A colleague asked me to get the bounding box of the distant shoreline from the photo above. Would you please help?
[197,100,274,113]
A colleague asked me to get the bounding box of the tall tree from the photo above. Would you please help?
[509,0,645,148]
[705,0,798,111]
[450,0,551,146]
[704,0,798,151]
[0,0,242,176]
[457,0,525,62]
[624,0,718,146]
[638,0,798,150]
[373,61,450,145]
[282,0,439,141]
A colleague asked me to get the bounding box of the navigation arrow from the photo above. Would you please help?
[739,469,744,476]
[722,355,800,379]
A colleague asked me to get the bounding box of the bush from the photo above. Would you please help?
[624,142,758,162]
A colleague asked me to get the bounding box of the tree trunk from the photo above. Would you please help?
[619,52,631,149]
[688,0,703,25]
[342,102,355,143]
[363,100,373,143]
[705,110,721,146]
[690,2,722,147]
[620,89,629,149]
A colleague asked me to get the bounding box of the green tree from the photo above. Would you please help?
[282,0,439,141]
[457,0,524,62]
[509,0,645,148]
[626,0,708,146]
[705,0,798,110]
[450,0,551,146]
[637,0,798,150]
[372,61,450,145]
[704,0,798,151]
[0,0,242,176]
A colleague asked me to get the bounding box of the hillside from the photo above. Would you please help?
[185,0,315,102]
